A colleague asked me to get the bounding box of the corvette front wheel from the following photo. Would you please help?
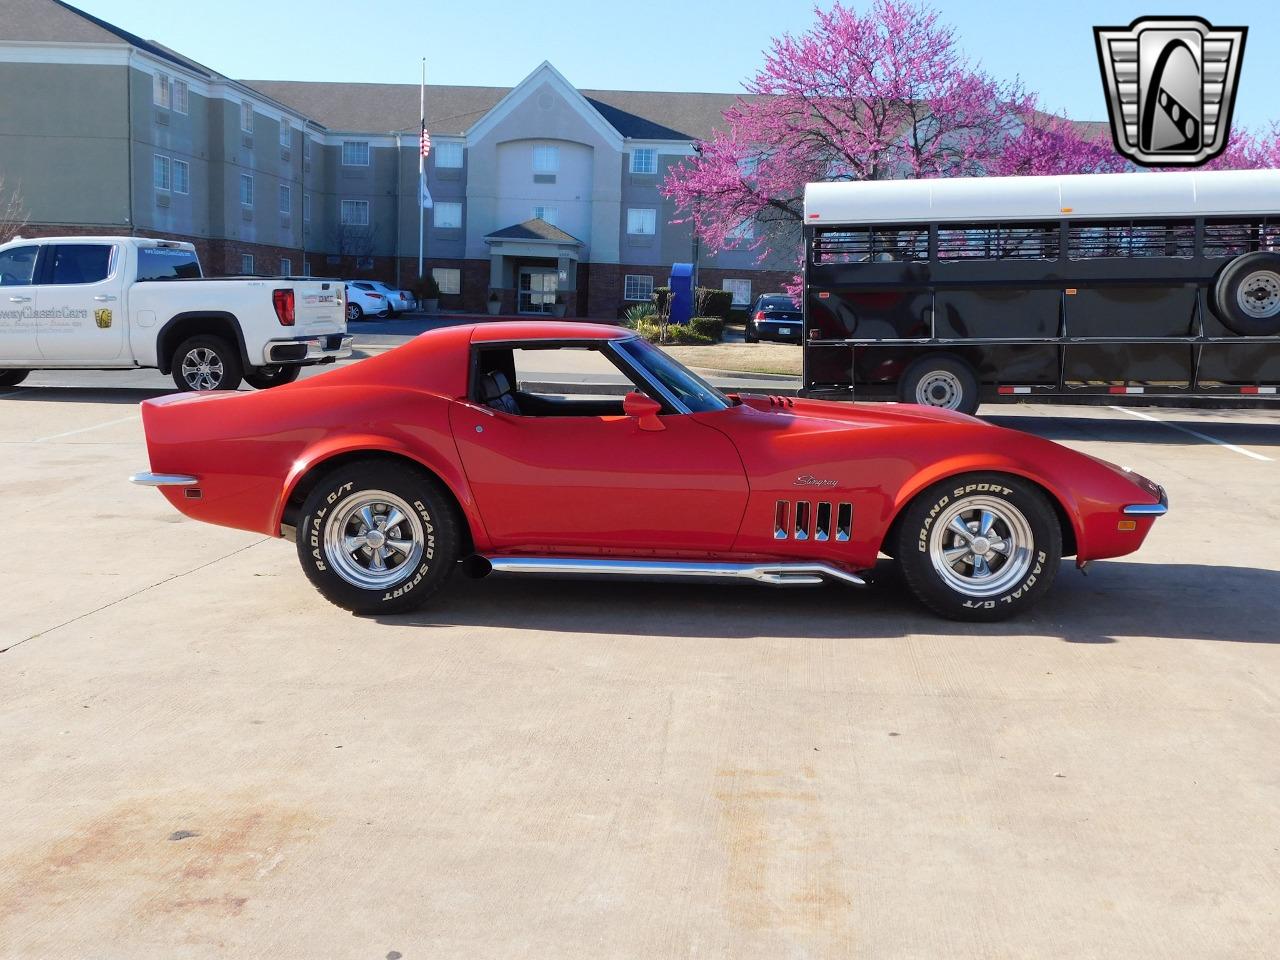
[894,474,1061,621]
[296,463,460,615]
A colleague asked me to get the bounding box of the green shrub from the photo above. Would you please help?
[693,287,734,319]
[687,316,724,341]
[622,303,656,328]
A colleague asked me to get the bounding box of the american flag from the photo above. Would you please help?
[420,121,431,160]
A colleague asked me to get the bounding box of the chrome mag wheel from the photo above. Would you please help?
[323,489,425,589]
[915,369,963,409]
[928,495,1035,598]
[180,347,225,390]
[1237,270,1280,319]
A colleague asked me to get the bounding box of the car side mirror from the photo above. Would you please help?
[623,391,664,431]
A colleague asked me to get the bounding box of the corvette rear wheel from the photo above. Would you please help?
[894,474,1061,621]
[296,463,460,615]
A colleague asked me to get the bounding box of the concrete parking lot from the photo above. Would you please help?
[2,360,1279,959]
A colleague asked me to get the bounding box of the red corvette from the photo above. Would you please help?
[132,321,1167,621]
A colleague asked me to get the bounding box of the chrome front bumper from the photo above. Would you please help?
[1123,485,1169,517]
[264,334,354,365]
[130,472,198,486]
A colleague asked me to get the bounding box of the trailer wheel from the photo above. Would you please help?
[899,355,979,415]
[1215,252,1280,336]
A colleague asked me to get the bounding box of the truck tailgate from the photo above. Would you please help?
[294,281,345,335]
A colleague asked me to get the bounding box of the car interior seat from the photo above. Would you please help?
[479,370,521,415]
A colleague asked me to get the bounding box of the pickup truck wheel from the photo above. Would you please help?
[172,335,243,392]
[296,463,460,615]
[346,303,364,322]
[894,474,1061,622]
[0,369,30,388]
[244,365,302,389]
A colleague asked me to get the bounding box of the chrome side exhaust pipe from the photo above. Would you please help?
[482,556,866,587]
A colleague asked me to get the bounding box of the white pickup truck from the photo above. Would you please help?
[0,236,352,391]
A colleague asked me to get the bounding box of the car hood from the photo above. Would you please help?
[731,393,982,429]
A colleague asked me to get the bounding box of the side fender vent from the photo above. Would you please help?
[774,500,853,542]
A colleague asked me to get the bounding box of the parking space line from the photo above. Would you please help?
[1109,406,1273,462]
[32,413,140,443]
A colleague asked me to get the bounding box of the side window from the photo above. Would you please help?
[473,346,635,418]
[48,245,114,285]
[0,246,39,286]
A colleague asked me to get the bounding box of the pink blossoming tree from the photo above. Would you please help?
[663,0,1276,277]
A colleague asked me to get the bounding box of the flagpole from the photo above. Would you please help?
[418,58,425,281]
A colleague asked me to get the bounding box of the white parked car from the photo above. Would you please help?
[344,281,391,321]
[0,236,351,391]
[371,281,417,314]
[344,280,417,320]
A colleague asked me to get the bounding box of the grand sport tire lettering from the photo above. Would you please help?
[954,483,1012,497]
[384,562,433,601]
[918,494,950,553]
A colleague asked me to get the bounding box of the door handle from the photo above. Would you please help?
[8,296,30,303]
[93,295,118,302]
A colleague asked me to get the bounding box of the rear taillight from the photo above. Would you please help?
[272,288,295,326]
[754,311,766,321]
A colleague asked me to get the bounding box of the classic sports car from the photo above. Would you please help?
[132,321,1167,621]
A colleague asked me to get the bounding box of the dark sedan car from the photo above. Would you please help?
[745,294,803,344]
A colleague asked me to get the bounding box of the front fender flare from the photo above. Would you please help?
[886,454,1087,559]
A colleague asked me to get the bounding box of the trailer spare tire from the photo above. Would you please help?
[1214,252,1280,336]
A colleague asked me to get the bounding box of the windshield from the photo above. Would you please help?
[614,337,731,413]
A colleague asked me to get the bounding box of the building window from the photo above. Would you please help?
[532,206,558,226]
[532,144,559,173]
[434,142,463,168]
[279,120,291,148]
[240,174,253,207]
[624,275,654,301]
[173,159,189,195]
[241,253,254,274]
[342,140,370,166]
[303,259,311,276]
[356,256,374,269]
[722,278,751,306]
[340,199,369,225]
[153,154,171,191]
[432,267,461,295]
[303,193,311,222]
[240,101,254,134]
[433,201,463,229]
[172,79,188,115]
[153,73,170,108]
[630,148,657,175]
[727,219,755,243]
[279,184,291,214]
[280,257,292,275]
[627,208,657,235]
[303,137,311,161]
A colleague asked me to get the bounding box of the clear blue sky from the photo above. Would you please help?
[76,0,1278,131]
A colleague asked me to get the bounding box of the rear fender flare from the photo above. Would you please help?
[273,435,490,552]
[885,456,1085,559]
